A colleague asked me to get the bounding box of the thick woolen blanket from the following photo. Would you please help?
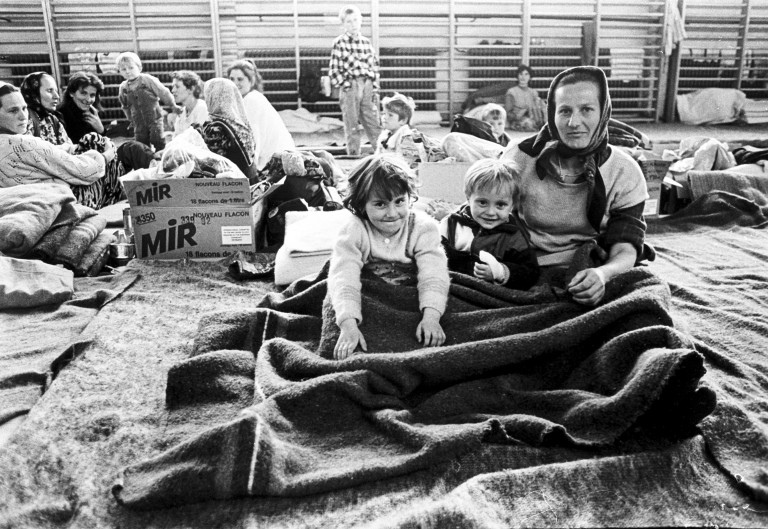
[114,265,716,509]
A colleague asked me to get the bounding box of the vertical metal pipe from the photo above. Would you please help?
[293,0,301,108]
[663,0,685,122]
[40,0,61,86]
[127,0,139,53]
[448,0,455,125]
[521,0,530,65]
[210,0,223,77]
[736,0,752,91]
[593,0,601,67]
[655,0,672,122]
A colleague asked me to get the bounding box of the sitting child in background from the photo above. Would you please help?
[441,103,511,162]
[375,92,427,168]
[329,153,450,360]
[479,103,512,147]
[116,51,180,152]
[440,158,539,289]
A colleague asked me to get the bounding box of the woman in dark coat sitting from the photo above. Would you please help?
[58,71,106,143]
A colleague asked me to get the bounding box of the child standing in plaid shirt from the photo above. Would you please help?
[328,5,382,157]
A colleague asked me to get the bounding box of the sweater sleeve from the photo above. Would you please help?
[410,213,450,316]
[2,135,105,186]
[328,216,368,326]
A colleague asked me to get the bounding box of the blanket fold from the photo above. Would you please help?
[0,183,76,257]
[114,266,715,510]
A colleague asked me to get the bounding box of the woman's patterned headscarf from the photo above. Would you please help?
[516,66,613,232]
[203,78,257,160]
[20,71,59,120]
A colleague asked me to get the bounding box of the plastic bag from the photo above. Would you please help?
[159,128,247,179]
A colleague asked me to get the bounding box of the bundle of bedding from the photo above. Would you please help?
[0,183,115,276]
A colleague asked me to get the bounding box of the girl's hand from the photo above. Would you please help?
[334,319,367,360]
[416,308,445,347]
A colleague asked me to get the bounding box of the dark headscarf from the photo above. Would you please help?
[20,72,60,120]
[517,66,613,232]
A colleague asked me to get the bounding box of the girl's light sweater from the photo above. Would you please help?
[0,133,105,188]
[328,209,450,326]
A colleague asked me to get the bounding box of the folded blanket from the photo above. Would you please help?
[114,266,715,509]
[54,215,108,270]
[687,170,768,204]
[75,230,116,277]
[27,203,97,262]
[0,183,76,257]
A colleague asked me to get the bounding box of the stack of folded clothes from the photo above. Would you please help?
[0,183,116,277]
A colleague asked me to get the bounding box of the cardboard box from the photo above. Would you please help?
[123,178,257,260]
[417,162,473,203]
[639,159,672,217]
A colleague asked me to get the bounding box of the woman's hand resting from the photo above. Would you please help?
[567,268,606,306]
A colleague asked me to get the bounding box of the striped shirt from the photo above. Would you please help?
[328,32,379,90]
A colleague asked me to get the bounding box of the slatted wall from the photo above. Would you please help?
[2,0,767,125]
[677,0,768,100]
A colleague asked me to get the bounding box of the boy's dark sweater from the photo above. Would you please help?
[441,204,539,290]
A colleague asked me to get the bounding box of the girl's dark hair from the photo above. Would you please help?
[0,83,19,107]
[227,59,264,93]
[171,70,204,99]
[63,71,104,111]
[343,154,418,219]
[20,71,55,118]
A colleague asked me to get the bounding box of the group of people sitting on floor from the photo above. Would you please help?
[1,51,651,335]
[0,54,296,210]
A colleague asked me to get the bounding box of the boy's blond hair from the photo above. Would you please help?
[480,103,506,124]
[381,92,416,124]
[116,51,142,70]
[463,159,519,202]
[338,4,361,22]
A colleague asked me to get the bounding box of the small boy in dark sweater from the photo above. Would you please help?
[440,158,539,289]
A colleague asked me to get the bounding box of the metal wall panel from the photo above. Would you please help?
[2,0,766,124]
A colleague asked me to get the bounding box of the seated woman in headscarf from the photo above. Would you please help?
[57,71,105,143]
[500,66,651,306]
[20,71,73,149]
[195,77,258,179]
[0,82,119,210]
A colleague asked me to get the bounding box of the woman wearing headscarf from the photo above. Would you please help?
[500,66,651,306]
[20,71,72,148]
[0,82,119,210]
[195,77,258,178]
[19,72,123,208]
[227,59,295,170]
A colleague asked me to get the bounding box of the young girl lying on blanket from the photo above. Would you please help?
[329,153,450,360]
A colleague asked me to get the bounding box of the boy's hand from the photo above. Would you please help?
[416,307,445,347]
[473,262,494,281]
[335,319,367,360]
